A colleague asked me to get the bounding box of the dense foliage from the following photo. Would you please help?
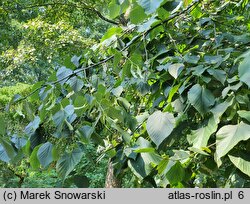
[1,0,250,187]
[0,0,109,85]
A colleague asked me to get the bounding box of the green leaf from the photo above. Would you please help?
[171,150,190,162]
[130,4,147,24]
[229,154,250,177]
[188,84,215,116]
[211,96,234,123]
[146,111,175,147]
[157,157,169,175]
[124,112,137,131]
[30,146,41,170]
[207,69,226,84]
[124,147,138,160]
[30,82,44,101]
[23,101,35,121]
[137,0,164,14]
[24,116,40,136]
[68,77,84,92]
[215,122,250,166]
[191,6,202,19]
[184,54,200,64]
[188,97,234,149]
[71,55,81,67]
[183,0,193,7]
[111,86,123,97]
[65,105,75,116]
[101,27,123,42]
[0,118,6,135]
[138,16,158,32]
[56,147,84,178]
[191,65,207,76]
[11,135,27,149]
[166,161,185,184]
[108,1,120,19]
[157,7,170,20]
[52,110,65,128]
[128,155,147,180]
[51,146,59,162]
[222,82,242,99]
[128,152,161,180]
[117,97,131,110]
[137,81,150,95]
[0,137,16,161]
[0,145,11,162]
[56,66,73,85]
[204,55,223,65]
[37,142,53,168]
[238,110,250,122]
[188,117,217,149]
[238,57,250,87]
[52,105,76,131]
[168,63,184,79]
[78,125,94,143]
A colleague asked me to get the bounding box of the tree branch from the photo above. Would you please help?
[3,1,119,25]
[13,0,201,104]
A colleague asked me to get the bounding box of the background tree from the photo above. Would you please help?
[0,0,112,85]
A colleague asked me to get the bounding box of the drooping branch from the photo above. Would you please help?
[13,0,201,104]
[3,1,119,25]
[91,8,120,25]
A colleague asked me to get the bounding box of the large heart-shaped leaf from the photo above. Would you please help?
[71,55,81,67]
[204,55,223,65]
[56,147,84,178]
[11,135,27,149]
[24,116,40,136]
[168,63,184,79]
[184,54,200,64]
[137,0,164,14]
[166,161,185,184]
[229,154,250,177]
[0,137,16,161]
[128,155,147,180]
[215,122,250,166]
[207,69,226,84]
[52,105,76,132]
[130,3,147,24]
[238,56,250,87]
[56,66,73,85]
[188,84,215,116]
[37,142,54,168]
[68,77,84,92]
[78,125,94,143]
[237,110,250,122]
[128,152,161,180]
[188,117,217,149]
[188,97,234,149]
[52,110,65,129]
[146,111,175,147]
[108,1,120,19]
[0,145,11,162]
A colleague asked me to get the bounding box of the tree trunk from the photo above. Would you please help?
[105,159,121,188]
